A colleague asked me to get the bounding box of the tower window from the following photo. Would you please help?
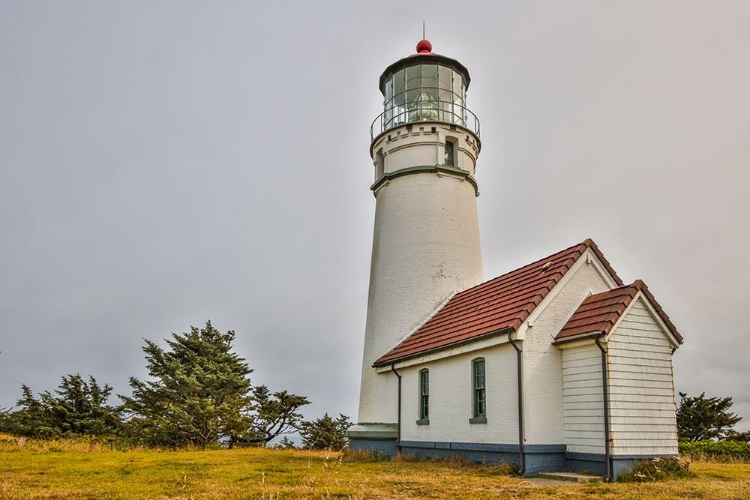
[417,369,429,424]
[470,358,487,423]
[444,138,456,167]
[375,149,385,180]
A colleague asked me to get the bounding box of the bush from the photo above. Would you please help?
[618,457,694,482]
[679,440,750,461]
[274,436,297,450]
[298,414,351,451]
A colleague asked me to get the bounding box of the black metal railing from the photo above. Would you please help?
[371,101,480,140]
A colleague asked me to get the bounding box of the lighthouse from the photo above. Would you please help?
[347,39,683,481]
[350,39,483,450]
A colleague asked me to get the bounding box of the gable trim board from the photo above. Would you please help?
[517,248,621,338]
[555,280,682,347]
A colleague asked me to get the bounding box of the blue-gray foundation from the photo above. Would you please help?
[349,438,674,479]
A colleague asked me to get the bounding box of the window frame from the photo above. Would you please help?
[470,358,487,424]
[417,368,430,425]
[375,148,385,180]
[382,63,467,131]
[444,137,456,167]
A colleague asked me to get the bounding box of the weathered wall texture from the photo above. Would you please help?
[561,341,606,454]
[398,346,518,444]
[608,298,679,456]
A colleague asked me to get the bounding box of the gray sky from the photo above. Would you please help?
[2,1,749,430]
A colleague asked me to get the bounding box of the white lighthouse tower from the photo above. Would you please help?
[350,39,483,450]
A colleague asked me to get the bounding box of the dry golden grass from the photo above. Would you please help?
[1,434,749,499]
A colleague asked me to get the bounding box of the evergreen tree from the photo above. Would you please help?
[11,385,57,438]
[48,374,120,436]
[298,413,352,450]
[120,321,253,448]
[6,375,120,438]
[677,392,743,442]
[0,407,9,433]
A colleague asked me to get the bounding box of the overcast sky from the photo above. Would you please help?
[2,1,749,431]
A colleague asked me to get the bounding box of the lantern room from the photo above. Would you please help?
[371,39,480,140]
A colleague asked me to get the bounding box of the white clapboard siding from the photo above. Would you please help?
[561,343,605,454]
[608,298,678,456]
[608,370,674,383]
[563,378,605,389]
[609,401,676,411]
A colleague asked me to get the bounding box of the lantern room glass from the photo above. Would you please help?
[382,64,467,130]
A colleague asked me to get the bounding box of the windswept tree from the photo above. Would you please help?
[6,375,120,438]
[677,392,743,442]
[237,385,310,447]
[120,321,253,448]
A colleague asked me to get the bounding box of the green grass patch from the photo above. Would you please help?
[1,434,750,498]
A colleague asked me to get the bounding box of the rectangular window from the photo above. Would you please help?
[393,69,406,125]
[470,359,487,423]
[444,139,455,167]
[375,149,384,181]
[417,369,429,424]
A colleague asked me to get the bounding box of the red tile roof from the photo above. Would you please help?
[373,239,624,367]
[556,279,683,343]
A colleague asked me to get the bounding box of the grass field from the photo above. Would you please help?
[1,435,749,499]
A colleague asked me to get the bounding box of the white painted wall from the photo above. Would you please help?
[608,298,679,456]
[399,345,518,444]
[358,122,483,426]
[561,341,606,454]
[522,252,613,445]
[372,122,480,180]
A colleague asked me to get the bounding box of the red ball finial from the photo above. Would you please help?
[416,39,432,54]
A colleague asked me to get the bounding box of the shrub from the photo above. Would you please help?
[298,414,351,451]
[618,457,694,482]
[679,440,750,461]
[274,436,297,450]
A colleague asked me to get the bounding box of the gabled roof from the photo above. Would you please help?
[555,279,683,344]
[373,239,623,367]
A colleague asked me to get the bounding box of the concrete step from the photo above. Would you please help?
[537,471,604,483]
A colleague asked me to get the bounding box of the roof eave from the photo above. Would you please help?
[554,331,606,345]
[373,327,515,367]
[378,53,471,94]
